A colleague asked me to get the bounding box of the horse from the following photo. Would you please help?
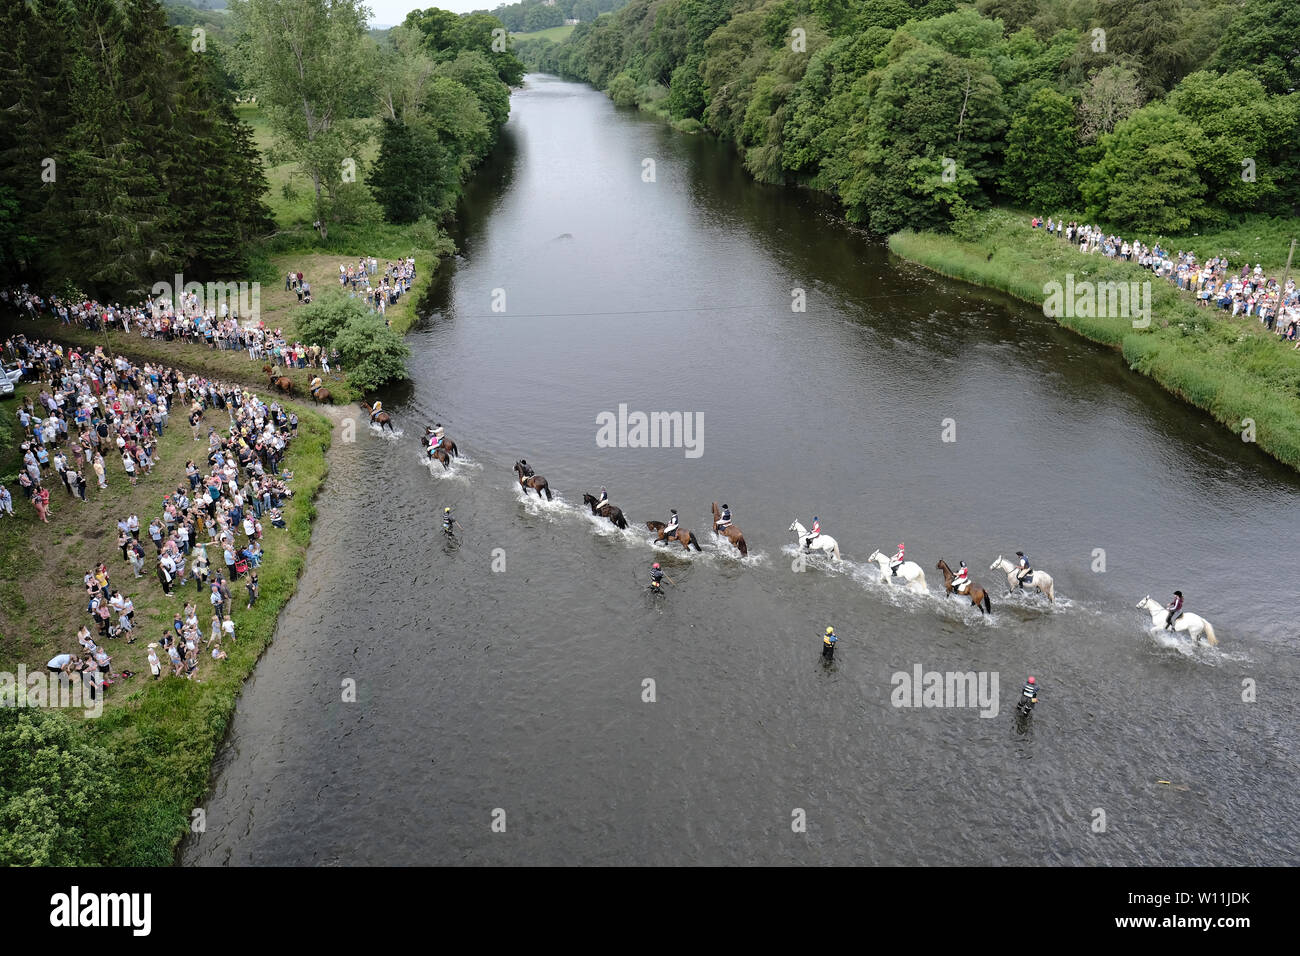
[646,520,701,551]
[359,402,392,432]
[309,386,332,405]
[514,461,552,500]
[267,371,294,394]
[990,555,1055,602]
[789,520,841,561]
[711,502,747,557]
[1136,596,1218,646]
[581,492,629,529]
[868,550,927,594]
[936,559,992,614]
[424,433,459,468]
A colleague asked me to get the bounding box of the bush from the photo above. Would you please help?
[334,315,412,393]
[294,292,371,348]
[0,707,118,866]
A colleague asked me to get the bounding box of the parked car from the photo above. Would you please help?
[0,363,19,384]
[0,377,14,399]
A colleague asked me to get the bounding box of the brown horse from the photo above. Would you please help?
[359,402,393,432]
[583,493,629,529]
[309,386,332,405]
[426,433,460,470]
[267,371,294,394]
[646,520,702,551]
[711,502,748,557]
[514,461,552,500]
[936,559,992,614]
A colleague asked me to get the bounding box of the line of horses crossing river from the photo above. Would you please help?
[360,408,1222,650]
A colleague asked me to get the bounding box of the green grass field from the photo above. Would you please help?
[513,24,575,43]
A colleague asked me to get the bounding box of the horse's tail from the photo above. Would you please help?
[1046,581,1055,603]
[616,512,628,529]
[982,591,992,614]
[689,531,701,551]
[1202,620,1218,646]
[737,537,747,557]
[832,542,841,561]
[542,482,552,501]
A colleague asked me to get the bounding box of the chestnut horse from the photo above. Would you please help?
[646,520,702,551]
[359,402,393,431]
[263,365,293,394]
[711,502,747,557]
[582,493,629,529]
[310,386,332,405]
[514,461,552,500]
[936,559,992,614]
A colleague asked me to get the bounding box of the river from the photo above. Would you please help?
[182,74,1299,866]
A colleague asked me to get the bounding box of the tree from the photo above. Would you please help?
[999,88,1082,210]
[0,708,118,867]
[1078,65,1144,142]
[1081,104,1208,231]
[335,315,413,391]
[1210,0,1300,96]
[229,0,374,239]
[608,71,639,106]
[841,45,1007,233]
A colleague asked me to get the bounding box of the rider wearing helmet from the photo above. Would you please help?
[1165,590,1184,630]
[952,560,970,593]
[597,486,609,509]
[804,516,821,550]
[663,508,679,537]
[519,459,534,478]
[1015,551,1032,588]
[890,542,905,576]
[715,504,732,532]
[369,400,383,424]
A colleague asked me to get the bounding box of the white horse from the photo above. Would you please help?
[1136,596,1218,646]
[868,550,927,593]
[990,555,1055,603]
[790,520,841,562]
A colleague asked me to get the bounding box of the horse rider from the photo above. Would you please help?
[369,399,383,424]
[1164,590,1184,630]
[597,486,609,509]
[715,503,732,532]
[1014,551,1032,588]
[649,562,664,591]
[890,542,905,575]
[309,375,323,395]
[804,516,821,549]
[663,508,679,538]
[952,561,971,593]
[428,425,444,451]
[442,506,455,534]
[822,626,837,662]
[518,459,534,478]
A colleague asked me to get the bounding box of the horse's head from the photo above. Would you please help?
[868,550,882,563]
[581,493,595,505]
[935,559,946,570]
[788,520,800,533]
[1136,595,1151,609]
[990,556,1003,571]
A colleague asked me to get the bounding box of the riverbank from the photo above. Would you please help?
[0,375,333,865]
[889,208,1300,473]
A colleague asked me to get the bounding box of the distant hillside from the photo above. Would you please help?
[480,0,628,34]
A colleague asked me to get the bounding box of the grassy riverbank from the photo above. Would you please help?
[0,380,332,865]
[889,208,1300,472]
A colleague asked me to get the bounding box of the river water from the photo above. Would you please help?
[183,75,1299,866]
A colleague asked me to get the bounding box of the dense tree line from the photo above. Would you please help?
[0,0,272,299]
[521,0,1300,234]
